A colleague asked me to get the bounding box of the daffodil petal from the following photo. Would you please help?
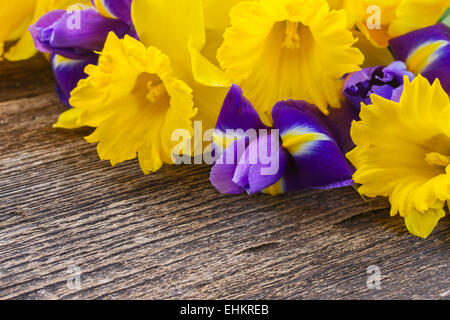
[353,31,395,68]
[203,0,245,31]
[54,108,84,129]
[4,30,38,61]
[188,39,231,87]
[0,0,36,59]
[389,0,449,38]
[404,207,446,239]
[132,0,205,65]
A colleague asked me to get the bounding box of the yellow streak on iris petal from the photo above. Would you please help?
[406,41,448,75]
[264,179,284,196]
[218,0,363,124]
[347,75,450,238]
[282,131,328,155]
[92,0,116,19]
[211,132,239,151]
[59,33,197,174]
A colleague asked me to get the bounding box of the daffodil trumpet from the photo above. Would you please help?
[217,0,364,123]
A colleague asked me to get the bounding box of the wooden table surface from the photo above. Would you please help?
[0,56,448,300]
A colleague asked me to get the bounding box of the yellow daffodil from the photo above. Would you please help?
[327,0,449,48]
[0,0,89,61]
[55,0,232,173]
[347,75,449,238]
[58,33,195,173]
[217,0,364,123]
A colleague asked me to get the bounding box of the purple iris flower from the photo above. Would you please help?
[344,23,449,110]
[343,62,415,111]
[28,0,134,106]
[210,85,355,195]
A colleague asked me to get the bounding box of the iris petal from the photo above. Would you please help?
[210,138,246,194]
[210,87,355,195]
[51,54,97,106]
[246,137,288,194]
[283,139,354,190]
[390,23,450,93]
[30,8,130,60]
[233,133,288,194]
[272,100,354,190]
[216,85,268,133]
[343,61,415,110]
[91,0,133,24]
[273,100,336,141]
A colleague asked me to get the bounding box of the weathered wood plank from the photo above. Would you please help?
[0,57,448,300]
[0,55,54,103]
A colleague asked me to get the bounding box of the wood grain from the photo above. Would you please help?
[0,56,448,300]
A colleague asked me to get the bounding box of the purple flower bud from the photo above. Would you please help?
[343,62,415,111]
